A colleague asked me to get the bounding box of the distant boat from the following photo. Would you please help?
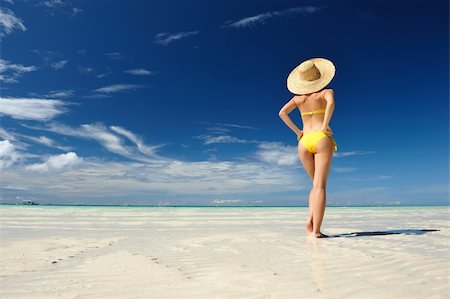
[20,200,39,205]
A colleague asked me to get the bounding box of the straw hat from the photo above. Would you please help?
[286,57,336,95]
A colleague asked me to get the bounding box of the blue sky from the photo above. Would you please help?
[0,0,448,206]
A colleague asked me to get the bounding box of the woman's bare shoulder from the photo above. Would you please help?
[323,88,334,95]
[293,94,305,104]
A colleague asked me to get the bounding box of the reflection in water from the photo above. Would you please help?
[306,236,329,295]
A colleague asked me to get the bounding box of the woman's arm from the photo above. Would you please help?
[321,89,335,132]
[278,97,303,136]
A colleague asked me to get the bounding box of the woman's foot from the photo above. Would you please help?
[307,231,329,238]
[313,232,329,238]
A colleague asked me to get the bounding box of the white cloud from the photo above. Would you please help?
[0,127,16,141]
[81,123,131,156]
[125,69,155,76]
[3,156,305,198]
[27,135,53,147]
[78,66,95,74]
[195,134,252,145]
[0,97,67,121]
[0,7,26,37]
[403,184,449,195]
[28,89,74,99]
[332,167,357,173]
[46,89,74,98]
[223,12,272,29]
[50,59,67,69]
[205,126,231,134]
[154,31,200,46]
[71,7,82,16]
[26,152,81,172]
[27,122,167,162]
[255,141,298,166]
[327,186,397,205]
[18,134,72,151]
[221,5,324,29]
[105,52,125,60]
[96,71,113,79]
[110,125,166,156]
[345,175,392,181]
[36,122,131,156]
[212,199,242,204]
[333,150,376,158]
[92,84,144,94]
[35,0,83,18]
[0,140,19,169]
[0,124,314,201]
[39,0,67,8]
[0,59,37,83]
[196,121,257,130]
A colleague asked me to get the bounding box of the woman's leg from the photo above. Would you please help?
[298,143,315,232]
[311,137,334,237]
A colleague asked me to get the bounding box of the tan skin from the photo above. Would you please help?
[278,88,335,238]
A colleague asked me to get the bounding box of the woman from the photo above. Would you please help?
[278,57,338,238]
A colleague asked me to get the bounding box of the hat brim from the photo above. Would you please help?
[287,58,336,95]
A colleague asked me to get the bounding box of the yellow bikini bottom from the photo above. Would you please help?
[299,131,338,154]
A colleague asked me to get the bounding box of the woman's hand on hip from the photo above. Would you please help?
[321,126,333,135]
[296,130,303,141]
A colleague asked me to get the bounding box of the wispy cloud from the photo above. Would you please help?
[28,89,75,99]
[96,71,113,79]
[221,6,325,29]
[154,31,200,46]
[35,0,83,18]
[332,167,357,173]
[0,127,16,141]
[77,66,95,75]
[0,97,68,121]
[17,134,72,151]
[211,199,242,204]
[333,150,376,158]
[105,52,125,60]
[403,184,449,195]
[46,89,74,98]
[197,121,258,130]
[327,186,394,205]
[195,134,253,145]
[92,84,144,94]
[0,7,26,37]
[50,59,67,70]
[110,125,167,157]
[26,122,168,162]
[124,69,156,76]
[0,59,37,83]
[344,175,391,181]
[40,122,132,157]
[30,49,69,71]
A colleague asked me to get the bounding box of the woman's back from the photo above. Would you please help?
[294,89,330,133]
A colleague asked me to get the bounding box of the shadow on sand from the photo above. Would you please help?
[327,229,439,238]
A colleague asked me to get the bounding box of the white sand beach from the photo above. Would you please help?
[0,205,448,298]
